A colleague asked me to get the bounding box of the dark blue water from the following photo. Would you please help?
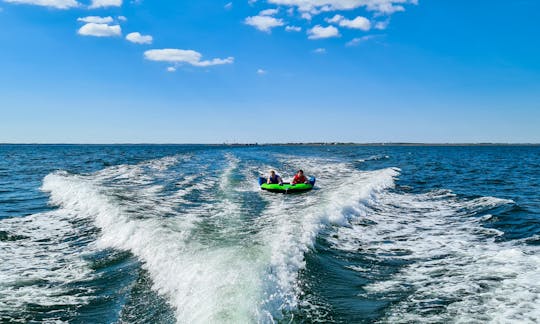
[1,145,539,323]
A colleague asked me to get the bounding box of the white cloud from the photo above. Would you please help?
[267,0,416,15]
[78,23,121,37]
[126,32,153,44]
[259,8,278,16]
[326,14,371,31]
[245,15,284,32]
[346,35,376,46]
[167,66,176,72]
[375,19,389,30]
[313,47,326,54]
[340,16,371,30]
[257,68,267,74]
[285,25,301,32]
[3,0,78,9]
[326,14,343,23]
[89,0,121,8]
[224,2,232,10]
[77,16,113,24]
[307,25,339,39]
[144,49,234,67]
[117,15,127,22]
[300,12,312,20]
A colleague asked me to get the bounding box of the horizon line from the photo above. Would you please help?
[2,142,540,146]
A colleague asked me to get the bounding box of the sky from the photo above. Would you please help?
[0,0,539,143]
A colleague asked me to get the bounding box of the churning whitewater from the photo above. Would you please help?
[1,145,539,323]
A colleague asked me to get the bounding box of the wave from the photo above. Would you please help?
[0,210,96,317]
[40,155,267,323]
[14,153,398,323]
[357,155,390,163]
[255,155,399,320]
[328,187,539,323]
[4,151,533,323]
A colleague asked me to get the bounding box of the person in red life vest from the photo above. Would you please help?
[291,170,309,185]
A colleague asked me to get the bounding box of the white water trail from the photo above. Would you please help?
[328,189,540,323]
[3,150,538,323]
[41,154,267,323]
[255,155,400,319]
[0,211,95,313]
[17,151,521,323]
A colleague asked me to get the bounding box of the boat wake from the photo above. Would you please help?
[1,151,538,323]
[328,189,539,323]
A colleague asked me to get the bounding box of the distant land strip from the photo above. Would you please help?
[1,143,540,146]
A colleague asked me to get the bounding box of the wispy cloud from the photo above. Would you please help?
[374,19,390,30]
[313,47,326,54]
[285,25,301,32]
[144,49,234,67]
[346,35,378,46]
[126,32,153,44]
[307,25,339,39]
[3,0,78,9]
[300,12,312,20]
[245,15,284,32]
[224,2,232,10]
[89,0,121,8]
[242,0,416,41]
[259,8,278,16]
[78,23,121,37]
[267,0,417,15]
[326,14,343,24]
[77,16,113,24]
[257,68,267,74]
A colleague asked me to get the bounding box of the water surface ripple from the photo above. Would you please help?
[0,145,539,323]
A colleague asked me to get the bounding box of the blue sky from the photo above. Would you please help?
[0,0,539,143]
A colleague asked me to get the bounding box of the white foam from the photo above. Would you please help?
[7,150,529,323]
[328,188,539,323]
[0,155,190,318]
[39,154,271,323]
[357,155,390,163]
[31,152,402,322]
[255,155,400,319]
[0,211,95,312]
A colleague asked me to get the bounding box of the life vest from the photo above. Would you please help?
[292,174,307,184]
[269,174,281,184]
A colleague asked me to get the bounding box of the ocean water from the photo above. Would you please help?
[1,144,539,323]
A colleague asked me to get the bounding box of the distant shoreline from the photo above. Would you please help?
[1,143,540,147]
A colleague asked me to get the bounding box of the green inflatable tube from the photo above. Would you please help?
[258,177,316,193]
